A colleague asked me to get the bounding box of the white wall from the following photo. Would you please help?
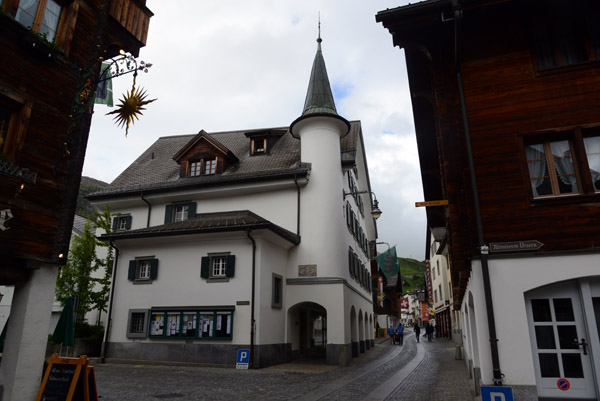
[462,253,600,386]
[109,233,254,344]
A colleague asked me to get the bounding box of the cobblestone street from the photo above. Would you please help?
[93,329,475,400]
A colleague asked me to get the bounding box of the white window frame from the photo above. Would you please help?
[173,204,189,222]
[138,259,151,280]
[211,255,227,278]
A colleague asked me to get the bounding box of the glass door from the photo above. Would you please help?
[526,280,596,399]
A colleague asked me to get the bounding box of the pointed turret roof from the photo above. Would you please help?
[301,36,338,116]
[291,34,350,137]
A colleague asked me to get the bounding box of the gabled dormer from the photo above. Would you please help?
[172,130,239,178]
[244,129,286,156]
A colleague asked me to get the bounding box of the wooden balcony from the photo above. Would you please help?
[107,0,153,57]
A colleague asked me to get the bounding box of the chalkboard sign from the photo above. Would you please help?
[36,354,92,401]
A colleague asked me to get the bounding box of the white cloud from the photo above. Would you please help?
[85,0,426,259]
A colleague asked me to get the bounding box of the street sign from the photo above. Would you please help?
[489,240,543,253]
[236,349,250,369]
[415,200,448,207]
[481,386,513,401]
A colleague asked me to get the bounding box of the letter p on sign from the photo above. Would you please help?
[481,386,513,401]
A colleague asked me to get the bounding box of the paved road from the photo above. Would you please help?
[92,330,475,400]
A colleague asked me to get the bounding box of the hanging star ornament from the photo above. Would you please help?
[106,86,156,136]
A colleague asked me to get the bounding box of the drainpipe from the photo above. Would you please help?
[141,191,151,228]
[101,240,119,363]
[294,174,301,236]
[452,0,503,385]
[246,230,257,368]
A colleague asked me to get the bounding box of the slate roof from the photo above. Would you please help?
[100,210,300,245]
[88,121,362,200]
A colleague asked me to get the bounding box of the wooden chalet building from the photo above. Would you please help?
[378,0,600,400]
[0,0,152,398]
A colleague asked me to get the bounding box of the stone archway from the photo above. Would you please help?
[287,301,327,360]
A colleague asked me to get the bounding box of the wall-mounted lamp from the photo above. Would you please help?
[343,190,382,219]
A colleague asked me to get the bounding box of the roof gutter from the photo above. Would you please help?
[141,191,151,228]
[452,0,503,385]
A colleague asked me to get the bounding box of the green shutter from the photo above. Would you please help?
[125,215,132,229]
[225,255,236,277]
[112,217,118,230]
[348,247,353,276]
[164,205,173,224]
[188,202,197,218]
[201,257,210,278]
[128,260,136,281]
[150,259,158,280]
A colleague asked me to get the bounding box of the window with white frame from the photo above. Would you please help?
[201,253,235,280]
[128,258,158,283]
[164,202,196,224]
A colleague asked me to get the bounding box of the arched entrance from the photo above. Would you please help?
[287,302,327,360]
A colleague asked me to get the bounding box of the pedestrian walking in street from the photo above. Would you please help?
[425,323,434,342]
[395,323,404,345]
[388,325,396,344]
[414,323,421,342]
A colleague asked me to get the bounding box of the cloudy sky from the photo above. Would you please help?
[83,0,426,260]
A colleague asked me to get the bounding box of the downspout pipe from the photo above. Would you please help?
[246,230,257,368]
[452,1,503,385]
[141,191,151,228]
[101,240,119,363]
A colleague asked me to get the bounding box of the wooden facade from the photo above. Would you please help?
[377,0,600,306]
[0,0,152,283]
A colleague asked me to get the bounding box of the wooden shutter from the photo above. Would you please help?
[225,255,236,277]
[188,202,197,218]
[150,259,158,280]
[201,257,210,278]
[164,205,173,224]
[112,217,118,230]
[125,215,132,229]
[348,247,353,276]
[128,260,136,281]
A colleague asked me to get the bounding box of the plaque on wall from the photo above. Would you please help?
[298,264,317,277]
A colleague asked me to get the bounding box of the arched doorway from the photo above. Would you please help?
[287,302,327,360]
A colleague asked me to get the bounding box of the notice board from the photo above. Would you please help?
[36,354,98,401]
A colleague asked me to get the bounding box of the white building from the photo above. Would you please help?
[88,36,379,368]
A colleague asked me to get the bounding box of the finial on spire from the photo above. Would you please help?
[317,12,322,43]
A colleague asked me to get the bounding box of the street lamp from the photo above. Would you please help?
[343,190,382,219]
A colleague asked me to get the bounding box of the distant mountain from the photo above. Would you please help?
[76,176,109,217]
[398,257,425,294]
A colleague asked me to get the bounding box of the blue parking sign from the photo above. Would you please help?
[236,349,250,369]
[481,386,513,401]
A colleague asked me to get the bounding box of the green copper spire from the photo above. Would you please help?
[290,27,350,138]
[301,33,339,117]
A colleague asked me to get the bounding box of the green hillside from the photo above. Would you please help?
[398,257,425,294]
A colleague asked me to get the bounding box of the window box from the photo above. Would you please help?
[148,309,234,340]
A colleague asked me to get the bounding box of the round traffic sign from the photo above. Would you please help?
[557,378,570,391]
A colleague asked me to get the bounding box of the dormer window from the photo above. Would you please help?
[188,158,217,177]
[251,138,267,155]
